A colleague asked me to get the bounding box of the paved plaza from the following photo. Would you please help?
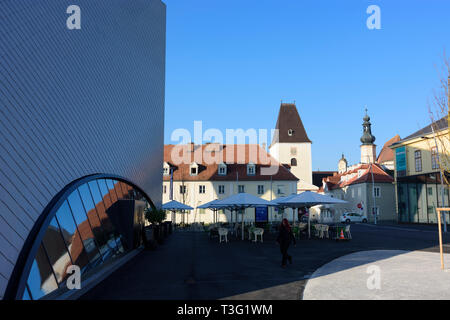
[81,223,450,300]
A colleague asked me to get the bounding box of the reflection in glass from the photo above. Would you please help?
[21,178,148,300]
[115,180,125,199]
[78,183,111,259]
[88,180,123,253]
[25,244,58,300]
[67,190,103,267]
[55,201,90,274]
[106,179,118,202]
[22,286,31,300]
[41,217,72,284]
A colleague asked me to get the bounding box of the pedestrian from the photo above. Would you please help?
[277,218,296,268]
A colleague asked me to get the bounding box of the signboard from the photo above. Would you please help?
[395,146,407,177]
[255,207,268,222]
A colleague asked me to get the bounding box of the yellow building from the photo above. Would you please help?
[390,117,450,223]
[162,144,298,224]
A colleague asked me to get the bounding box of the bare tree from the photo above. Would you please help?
[428,52,450,186]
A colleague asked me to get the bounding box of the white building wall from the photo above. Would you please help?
[269,142,313,187]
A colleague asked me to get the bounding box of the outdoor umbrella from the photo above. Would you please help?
[215,193,272,240]
[197,199,226,224]
[277,191,347,238]
[162,200,194,225]
[269,193,298,223]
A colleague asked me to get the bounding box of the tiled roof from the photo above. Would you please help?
[322,163,393,190]
[271,103,311,146]
[377,135,401,164]
[163,144,298,181]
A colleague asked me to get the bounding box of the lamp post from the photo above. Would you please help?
[370,163,377,225]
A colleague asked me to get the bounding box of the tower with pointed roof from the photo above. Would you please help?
[269,102,315,191]
[360,110,377,164]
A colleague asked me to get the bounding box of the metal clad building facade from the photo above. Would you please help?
[0,0,166,298]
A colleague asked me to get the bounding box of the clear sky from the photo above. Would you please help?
[163,0,450,171]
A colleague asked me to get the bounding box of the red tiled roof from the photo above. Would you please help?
[163,144,298,181]
[377,135,401,164]
[322,163,393,190]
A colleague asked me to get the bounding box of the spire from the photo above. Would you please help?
[360,109,376,145]
[271,102,311,146]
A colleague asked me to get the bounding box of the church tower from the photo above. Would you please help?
[360,110,377,164]
[269,102,315,191]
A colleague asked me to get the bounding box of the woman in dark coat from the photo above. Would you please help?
[277,218,296,267]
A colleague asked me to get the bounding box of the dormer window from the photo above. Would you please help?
[218,163,227,176]
[163,162,170,176]
[190,162,199,176]
[247,162,256,175]
[288,129,293,136]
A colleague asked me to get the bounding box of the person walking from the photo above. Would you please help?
[277,218,296,268]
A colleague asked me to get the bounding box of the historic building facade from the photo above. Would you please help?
[162,144,298,224]
[317,112,396,223]
[269,103,317,192]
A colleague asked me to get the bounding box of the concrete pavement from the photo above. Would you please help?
[303,250,450,300]
[81,223,450,300]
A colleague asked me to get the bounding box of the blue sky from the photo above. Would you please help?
[164,0,450,171]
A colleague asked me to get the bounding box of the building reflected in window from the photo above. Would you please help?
[22,178,149,300]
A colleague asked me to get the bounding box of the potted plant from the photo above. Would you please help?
[145,207,167,245]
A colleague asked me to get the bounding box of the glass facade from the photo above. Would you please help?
[22,178,148,300]
[397,173,450,224]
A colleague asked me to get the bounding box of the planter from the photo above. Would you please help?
[154,225,164,245]
[144,226,157,250]
[163,222,169,237]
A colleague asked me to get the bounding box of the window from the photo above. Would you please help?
[180,185,187,194]
[247,163,256,175]
[238,185,245,193]
[290,147,297,156]
[198,208,205,214]
[290,158,297,167]
[373,187,381,198]
[218,185,225,194]
[21,177,146,300]
[288,129,293,136]
[428,187,433,196]
[277,185,285,195]
[163,167,169,175]
[431,147,439,170]
[257,185,264,195]
[163,185,167,194]
[199,185,206,194]
[218,163,227,176]
[415,150,422,172]
[190,167,197,175]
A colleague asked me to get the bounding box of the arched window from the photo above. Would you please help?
[291,158,297,167]
[6,175,153,300]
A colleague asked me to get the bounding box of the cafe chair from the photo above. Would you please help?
[345,225,352,239]
[253,228,264,243]
[218,228,228,243]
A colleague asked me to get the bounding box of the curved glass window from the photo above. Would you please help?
[21,177,151,300]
